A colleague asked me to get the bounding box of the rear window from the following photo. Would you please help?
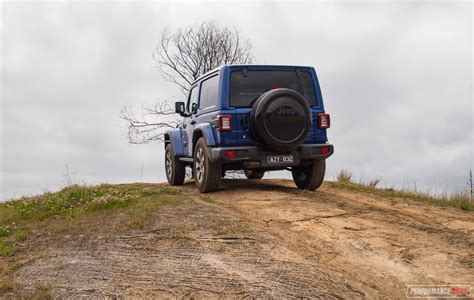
[230,71,317,107]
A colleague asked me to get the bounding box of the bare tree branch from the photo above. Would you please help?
[120,102,180,144]
[122,21,253,144]
[155,20,253,93]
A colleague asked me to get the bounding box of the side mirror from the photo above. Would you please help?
[175,102,185,115]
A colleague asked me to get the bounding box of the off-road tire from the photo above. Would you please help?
[165,143,186,185]
[193,138,221,193]
[291,159,325,190]
[244,169,265,179]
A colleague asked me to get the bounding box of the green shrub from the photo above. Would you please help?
[0,240,15,256]
[0,227,10,237]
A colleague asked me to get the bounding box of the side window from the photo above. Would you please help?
[199,75,219,109]
[187,86,199,113]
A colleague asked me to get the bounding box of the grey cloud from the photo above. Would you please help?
[1,2,472,200]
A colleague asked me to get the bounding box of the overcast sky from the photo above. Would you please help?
[1,1,472,200]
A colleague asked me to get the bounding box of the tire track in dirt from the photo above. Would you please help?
[206,179,474,298]
[8,179,473,298]
[11,181,367,298]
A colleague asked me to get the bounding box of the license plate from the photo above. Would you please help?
[267,155,294,164]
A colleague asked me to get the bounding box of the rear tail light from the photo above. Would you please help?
[318,113,330,129]
[225,151,235,159]
[217,115,232,131]
[321,147,329,155]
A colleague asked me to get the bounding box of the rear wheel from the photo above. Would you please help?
[292,159,325,190]
[165,144,185,185]
[244,169,265,179]
[193,138,221,193]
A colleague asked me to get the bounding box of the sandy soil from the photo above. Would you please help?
[7,179,473,298]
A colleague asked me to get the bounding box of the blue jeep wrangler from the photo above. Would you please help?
[164,65,333,193]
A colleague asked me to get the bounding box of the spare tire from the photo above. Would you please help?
[250,88,312,152]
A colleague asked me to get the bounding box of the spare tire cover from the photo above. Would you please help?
[250,88,312,152]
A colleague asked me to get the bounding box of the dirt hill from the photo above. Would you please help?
[1,179,473,298]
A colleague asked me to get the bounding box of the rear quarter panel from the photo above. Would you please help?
[193,69,238,148]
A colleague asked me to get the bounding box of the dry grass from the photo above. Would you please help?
[1,259,53,299]
[333,169,472,211]
[0,183,183,257]
[212,219,251,237]
[336,169,353,183]
[0,279,53,299]
[450,191,472,211]
[0,183,187,298]
[367,178,381,188]
[329,181,473,211]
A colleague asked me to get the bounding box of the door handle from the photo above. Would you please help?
[190,120,196,125]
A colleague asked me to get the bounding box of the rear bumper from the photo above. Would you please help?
[208,144,334,167]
